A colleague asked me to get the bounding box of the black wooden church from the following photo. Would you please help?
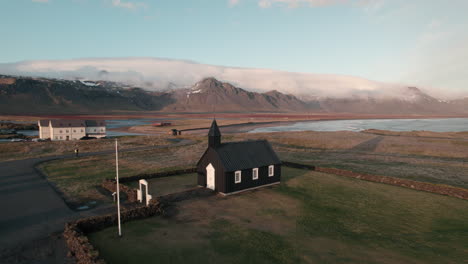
[197,120,281,195]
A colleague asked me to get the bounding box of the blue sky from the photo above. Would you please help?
[1,0,467,94]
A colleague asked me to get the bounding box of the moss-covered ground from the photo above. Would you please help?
[88,167,468,264]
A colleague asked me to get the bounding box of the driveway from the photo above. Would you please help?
[0,139,194,263]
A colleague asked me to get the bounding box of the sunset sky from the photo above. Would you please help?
[1,0,467,94]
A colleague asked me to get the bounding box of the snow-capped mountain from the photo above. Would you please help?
[0,75,466,115]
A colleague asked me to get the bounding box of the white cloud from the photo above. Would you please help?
[229,0,240,7]
[258,0,271,8]
[258,0,349,8]
[256,0,389,9]
[356,0,386,13]
[0,57,431,99]
[111,0,147,10]
[399,20,468,99]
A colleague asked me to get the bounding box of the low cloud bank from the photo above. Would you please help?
[0,57,446,99]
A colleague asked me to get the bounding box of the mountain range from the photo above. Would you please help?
[0,75,467,115]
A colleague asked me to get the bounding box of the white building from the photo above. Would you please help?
[38,119,106,140]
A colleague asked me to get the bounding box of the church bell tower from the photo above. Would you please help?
[208,119,221,148]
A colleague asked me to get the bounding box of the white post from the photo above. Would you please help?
[115,139,122,237]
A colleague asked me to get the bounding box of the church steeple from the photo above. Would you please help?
[208,119,221,148]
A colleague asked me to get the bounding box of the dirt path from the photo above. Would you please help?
[350,136,384,152]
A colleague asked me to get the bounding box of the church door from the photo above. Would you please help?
[206,163,215,190]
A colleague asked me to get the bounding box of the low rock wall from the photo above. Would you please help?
[159,186,215,203]
[314,166,468,200]
[281,161,316,170]
[101,179,138,203]
[68,163,468,264]
[283,161,468,200]
[68,167,205,264]
[64,200,163,264]
[101,168,198,203]
[118,168,197,183]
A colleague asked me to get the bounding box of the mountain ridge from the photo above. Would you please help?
[0,75,466,115]
[5,57,462,101]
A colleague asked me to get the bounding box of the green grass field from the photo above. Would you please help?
[37,131,468,205]
[37,142,203,203]
[125,173,198,197]
[88,167,468,264]
[0,135,172,162]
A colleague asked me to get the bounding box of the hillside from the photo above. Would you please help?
[0,75,466,115]
[164,78,312,112]
[317,87,464,115]
[0,75,173,114]
[0,76,311,114]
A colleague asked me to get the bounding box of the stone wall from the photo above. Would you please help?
[283,161,468,200]
[159,186,215,203]
[67,163,468,264]
[118,168,197,183]
[101,179,138,203]
[281,161,316,170]
[64,200,163,264]
[63,222,104,264]
[314,167,468,200]
[67,167,207,264]
[101,168,198,203]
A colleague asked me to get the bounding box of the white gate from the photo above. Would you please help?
[137,179,152,206]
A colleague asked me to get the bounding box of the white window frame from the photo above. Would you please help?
[268,165,274,177]
[235,170,242,183]
[252,168,258,180]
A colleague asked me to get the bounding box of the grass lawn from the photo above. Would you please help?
[37,142,205,203]
[124,173,198,197]
[88,167,468,264]
[278,150,468,189]
[0,135,173,162]
[234,131,468,188]
[37,131,468,205]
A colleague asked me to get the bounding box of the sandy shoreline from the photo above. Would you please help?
[108,120,303,135]
[2,112,467,121]
[109,116,468,135]
[2,112,467,136]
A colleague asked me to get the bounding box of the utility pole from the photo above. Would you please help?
[115,139,122,237]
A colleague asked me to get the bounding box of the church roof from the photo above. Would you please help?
[213,140,281,172]
[208,119,221,137]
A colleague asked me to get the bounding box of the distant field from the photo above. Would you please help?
[89,167,468,264]
[37,130,468,204]
[121,117,310,135]
[37,140,205,203]
[0,135,172,162]
[34,129,468,263]
[233,132,468,188]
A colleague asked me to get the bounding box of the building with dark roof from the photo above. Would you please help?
[38,119,106,140]
[197,120,281,195]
